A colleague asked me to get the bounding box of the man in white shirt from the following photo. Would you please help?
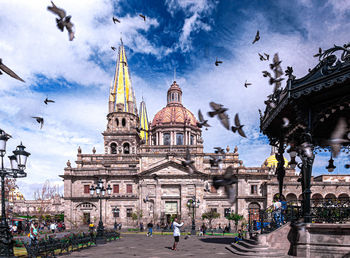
[172,217,184,251]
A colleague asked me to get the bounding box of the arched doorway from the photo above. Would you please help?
[76,202,97,225]
[273,193,286,201]
[312,193,323,206]
[248,202,260,222]
[286,193,298,203]
[325,193,336,201]
[338,193,349,203]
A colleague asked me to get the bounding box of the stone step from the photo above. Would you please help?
[230,242,269,253]
[225,246,287,257]
[237,240,269,249]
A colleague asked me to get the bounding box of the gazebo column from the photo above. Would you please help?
[299,132,314,223]
[275,140,285,199]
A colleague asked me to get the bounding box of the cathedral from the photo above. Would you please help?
[61,42,350,229]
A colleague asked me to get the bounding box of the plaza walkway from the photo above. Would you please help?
[68,233,239,258]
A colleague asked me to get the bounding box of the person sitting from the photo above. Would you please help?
[30,222,39,246]
[233,229,243,244]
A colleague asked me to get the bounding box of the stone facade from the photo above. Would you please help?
[60,42,350,230]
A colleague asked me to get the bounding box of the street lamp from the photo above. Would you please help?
[187,197,200,235]
[0,129,30,256]
[326,153,336,172]
[112,207,118,230]
[90,179,112,244]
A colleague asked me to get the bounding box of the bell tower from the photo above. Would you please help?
[103,39,140,155]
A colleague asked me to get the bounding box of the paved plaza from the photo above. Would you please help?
[68,233,238,258]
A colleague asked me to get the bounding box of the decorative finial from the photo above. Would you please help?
[234,146,238,153]
[226,145,230,153]
[66,160,71,168]
[92,147,96,154]
[78,146,81,154]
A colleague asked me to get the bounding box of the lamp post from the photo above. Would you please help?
[89,179,112,244]
[187,197,199,235]
[0,129,30,256]
[112,207,118,230]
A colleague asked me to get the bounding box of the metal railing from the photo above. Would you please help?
[258,197,350,234]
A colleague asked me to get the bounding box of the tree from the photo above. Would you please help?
[201,210,220,228]
[33,180,59,221]
[131,209,143,226]
[226,213,244,232]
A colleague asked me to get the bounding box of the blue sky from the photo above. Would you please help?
[0,0,350,198]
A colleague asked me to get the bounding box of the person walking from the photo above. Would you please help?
[147,221,153,237]
[50,222,56,234]
[171,218,184,251]
[273,198,282,228]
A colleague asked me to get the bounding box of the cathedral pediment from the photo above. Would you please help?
[139,160,206,177]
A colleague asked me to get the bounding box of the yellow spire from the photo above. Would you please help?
[109,39,135,113]
[139,99,149,142]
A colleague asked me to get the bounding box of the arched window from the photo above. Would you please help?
[110,143,117,154]
[190,135,194,145]
[311,193,323,206]
[123,142,130,154]
[286,193,298,203]
[116,118,119,126]
[122,118,126,127]
[171,93,174,101]
[163,133,170,145]
[176,133,183,145]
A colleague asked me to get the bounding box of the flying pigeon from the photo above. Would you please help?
[215,58,223,66]
[32,117,44,129]
[244,80,252,88]
[0,59,25,82]
[209,155,222,167]
[214,147,225,154]
[329,117,349,157]
[208,102,230,130]
[197,109,210,128]
[139,14,146,21]
[313,47,322,58]
[213,166,238,203]
[112,16,120,23]
[264,53,269,60]
[252,30,260,44]
[181,148,196,173]
[44,98,55,105]
[270,53,282,71]
[231,113,246,138]
[262,71,272,78]
[111,46,116,51]
[258,53,266,61]
[47,1,75,41]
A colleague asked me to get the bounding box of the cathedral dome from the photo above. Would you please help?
[151,81,198,128]
[264,154,289,168]
[151,105,198,127]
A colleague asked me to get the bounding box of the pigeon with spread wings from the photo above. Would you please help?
[231,114,246,138]
[32,117,44,129]
[0,59,25,82]
[197,110,210,128]
[181,148,196,173]
[208,102,230,130]
[47,1,75,41]
[44,98,55,105]
[252,30,260,44]
[329,117,349,157]
[213,166,238,203]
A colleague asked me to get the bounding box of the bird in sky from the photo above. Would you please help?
[121,61,127,66]
[181,148,196,173]
[111,46,116,51]
[270,53,282,70]
[262,71,272,78]
[208,102,230,130]
[264,53,270,60]
[258,53,266,61]
[139,14,146,21]
[112,16,120,23]
[252,30,260,44]
[269,77,285,85]
[47,1,74,41]
[214,147,225,154]
[329,117,349,157]
[231,113,246,138]
[32,117,44,129]
[244,80,252,88]
[197,110,210,128]
[44,98,55,105]
[212,166,238,203]
[0,59,25,82]
[215,58,223,66]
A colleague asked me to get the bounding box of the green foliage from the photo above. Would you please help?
[131,212,138,221]
[202,210,220,227]
[226,213,244,225]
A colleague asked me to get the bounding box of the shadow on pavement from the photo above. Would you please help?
[199,237,233,245]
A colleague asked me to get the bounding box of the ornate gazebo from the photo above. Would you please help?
[260,43,350,223]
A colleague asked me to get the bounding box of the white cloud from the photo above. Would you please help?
[166,0,216,52]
